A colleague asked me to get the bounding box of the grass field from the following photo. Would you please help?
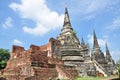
[75,76,119,80]
[75,77,107,80]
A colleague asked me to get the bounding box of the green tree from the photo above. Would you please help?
[118,65,120,78]
[0,48,10,69]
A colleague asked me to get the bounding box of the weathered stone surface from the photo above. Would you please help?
[56,7,117,77]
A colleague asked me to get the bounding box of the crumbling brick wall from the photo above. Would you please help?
[1,38,78,80]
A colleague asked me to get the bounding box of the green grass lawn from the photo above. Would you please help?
[75,77,107,80]
[75,76,119,80]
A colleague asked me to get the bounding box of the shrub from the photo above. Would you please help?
[118,64,120,78]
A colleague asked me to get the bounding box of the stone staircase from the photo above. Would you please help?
[93,60,109,77]
[56,65,78,79]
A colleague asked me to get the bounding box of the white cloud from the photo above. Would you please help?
[111,50,120,62]
[74,0,120,20]
[82,14,95,20]
[98,39,106,47]
[87,34,93,45]
[87,34,106,47]
[13,39,23,45]
[85,0,107,14]
[2,17,13,29]
[85,0,120,14]
[9,0,64,36]
[106,17,120,30]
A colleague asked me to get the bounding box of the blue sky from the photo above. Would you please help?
[0,0,120,62]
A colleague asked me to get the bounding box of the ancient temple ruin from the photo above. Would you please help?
[56,7,117,77]
[0,7,117,80]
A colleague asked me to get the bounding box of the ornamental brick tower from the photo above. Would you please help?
[57,7,84,66]
[92,30,107,65]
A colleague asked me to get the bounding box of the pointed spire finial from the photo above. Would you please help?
[105,42,109,51]
[105,42,110,55]
[63,5,71,27]
[81,37,85,46]
[105,42,113,64]
[93,30,100,49]
[60,5,73,34]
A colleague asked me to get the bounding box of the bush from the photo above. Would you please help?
[0,48,10,69]
[72,30,76,36]
[118,64,120,78]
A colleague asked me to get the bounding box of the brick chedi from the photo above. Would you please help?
[56,7,117,77]
[91,30,107,65]
[56,7,91,76]
[91,31,109,76]
[57,7,84,66]
[105,43,116,75]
